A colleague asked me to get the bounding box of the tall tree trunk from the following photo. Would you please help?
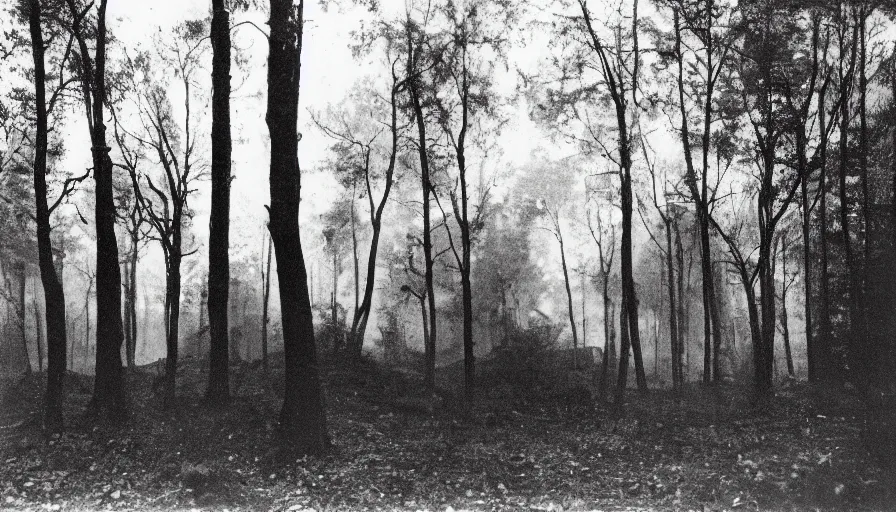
[675,218,686,384]
[122,261,132,369]
[351,184,359,332]
[798,122,815,383]
[349,96,400,358]
[128,229,138,368]
[780,238,795,377]
[891,54,896,386]
[752,126,779,395]
[671,5,722,386]
[267,0,328,452]
[738,269,764,390]
[206,0,232,404]
[408,60,437,393]
[262,233,272,372]
[839,34,860,384]
[615,297,631,407]
[33,298,44,373]
[818,79,831,381]
[164,253,181,404]
[18,264,30,375]
[664,220,680,391]
[621,168,647,394]
[69,0,126,418]
[857,8,871,381]
[558,230,578,369]
[199,278,207,360]
[461,234,474,402]
[581,272,587,348]
[350,223,381,359]
[331,247,339,354]
[598,274,613,401]
[65,0,124,414]
[83,280,91,372]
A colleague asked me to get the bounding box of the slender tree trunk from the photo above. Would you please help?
[33,297,44,373]
[797,124,815,382]
[122,261,132,369]
[84,281,90,372]
[351,184,359,330]
[461,239,474,402]
[839,46,860,383]
[408,64,437,393]
[615,297,631,407]
[351,223,382,359]
[199,278,207,360]
[675,218,687,384]
[780,239,795,377]
[739,271,764,388]
[558,231,578,369]
[818,81,831,381]
[164,253,181,404]
[331,247,339,354]
[758,210,776,394]
[206,0,232,404]
[68,318,74,372]
[267,0,327,452]
[581,272,587,349]
[262,233,272,372]
[419,295,429,375]
[664,221,680,391]
[857,9,872,381]
[891,55,896,385]
[348,79,399,358]
[128,230,138,368]
[598,274,612,401]
[18,264,31,375]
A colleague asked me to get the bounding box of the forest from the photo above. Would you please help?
[1,0,896,510]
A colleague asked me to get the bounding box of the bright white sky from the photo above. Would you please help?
[54,0,557,260]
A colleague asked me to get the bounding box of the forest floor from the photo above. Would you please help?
[0,355,894,512]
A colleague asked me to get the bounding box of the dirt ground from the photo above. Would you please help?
[0,357,893,511]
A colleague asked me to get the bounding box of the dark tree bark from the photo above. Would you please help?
[579,0,647,405]
[33,297,44,373]
[346,71,401,359]
[408,61,437,392]
[122,260,132,368]
[778,236,795,378]
[127,222,139,368]
[615,297,631,406]
[113,59,198,406]
[664,220,680,390]
[262,233,272,372]
[856,7,871,381]
[640,153,681,390]
[670,5,724,385]
[837,11,860,381]
[597,290,612,401]
[794,15,821,382]
[818,82,832,380]
[351,183,359,340]
[589,214,614,401]
[405,20,437,393]
[266,0,328,452]
[556,223,579,369]
[206,0,232,404]
[66,0,125,419]
[18,264,30,375]
[164,252,182,403]
[674,217,687,383]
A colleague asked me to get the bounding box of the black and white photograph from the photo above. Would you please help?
[1,0,896,509]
